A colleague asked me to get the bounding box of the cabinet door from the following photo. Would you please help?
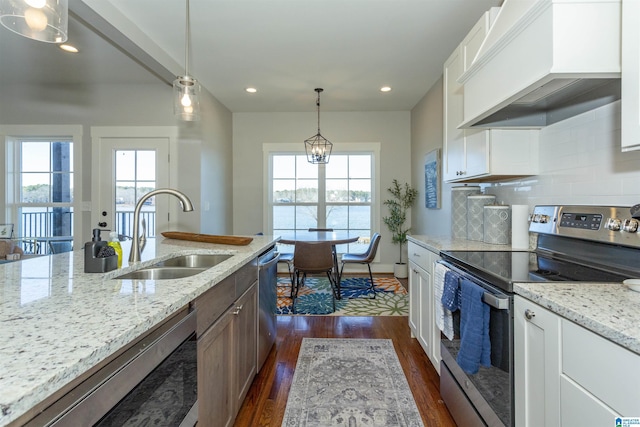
[235,282,258,406]
[514,296,561,427]
[443,47,465,182]
[198,306,235,427]
[464,129,489,178]
[408,260,420,337]
[461,10,490,72]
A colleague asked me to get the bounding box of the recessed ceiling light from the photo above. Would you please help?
[59,44,78,53]
[380,86,392,92]
[245,87,257,93]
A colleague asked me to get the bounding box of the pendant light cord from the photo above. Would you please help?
[184,0,190,76]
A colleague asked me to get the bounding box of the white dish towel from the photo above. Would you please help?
[434,262,455,340]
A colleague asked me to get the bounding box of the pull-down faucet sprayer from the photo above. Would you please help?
[128,188,194,263]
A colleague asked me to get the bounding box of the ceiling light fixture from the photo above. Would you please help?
[304,88,333,164]
[0,0,68,43]
[245,87,257,93]
[380,86,392,92]
[173,0,200,121]
[59,43,77,53]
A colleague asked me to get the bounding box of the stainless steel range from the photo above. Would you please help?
[438,205,640,427]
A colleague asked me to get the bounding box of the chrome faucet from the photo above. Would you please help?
[128,188,194,263]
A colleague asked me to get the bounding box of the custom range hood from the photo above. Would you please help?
[458,0,621,128]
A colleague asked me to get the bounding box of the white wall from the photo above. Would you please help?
[233,111,411,271]
[0,82,233,243]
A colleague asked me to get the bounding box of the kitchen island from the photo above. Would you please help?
[0,235,278,427]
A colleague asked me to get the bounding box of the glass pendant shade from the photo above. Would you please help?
[304,88,332,164]
[0,0,68,43]
[173,74,201,121]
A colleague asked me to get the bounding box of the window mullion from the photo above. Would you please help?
[317,163,327,228]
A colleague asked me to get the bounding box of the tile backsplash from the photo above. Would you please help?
[485,100,640,209]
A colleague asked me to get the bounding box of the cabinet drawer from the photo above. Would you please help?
[235,262,258,297]
[408,242,432,271]
[561,319,640,415]
[195,275,235,336]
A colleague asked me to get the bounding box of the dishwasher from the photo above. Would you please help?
[257,246,279,370]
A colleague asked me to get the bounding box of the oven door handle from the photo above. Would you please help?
[482,292,509,310]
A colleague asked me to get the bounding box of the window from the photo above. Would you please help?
[7,138,74,254]
[268,146,378,254]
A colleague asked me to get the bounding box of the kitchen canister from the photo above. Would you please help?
[483,205,511,245]
[511,204,530,249]
[451,186,481,238]
[467,194,497,241]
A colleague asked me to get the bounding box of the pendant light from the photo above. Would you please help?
[304,88,333,164]
[173,0,200,121]
[0,0,68,43]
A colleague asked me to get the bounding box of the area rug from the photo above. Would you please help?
[281,338,424,427]
[276,276,408,316]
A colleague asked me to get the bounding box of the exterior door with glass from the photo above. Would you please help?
[95,137,170,241]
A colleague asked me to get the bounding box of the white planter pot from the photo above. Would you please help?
[394,263,408,279]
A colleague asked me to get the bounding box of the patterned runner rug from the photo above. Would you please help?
[276,276,408,316]
[281,338,424,427]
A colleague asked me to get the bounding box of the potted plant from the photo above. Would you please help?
[383,179,418,278]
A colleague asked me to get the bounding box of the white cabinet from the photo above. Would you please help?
[515,296,640,425]
[408,241,441,372]
[514,296,561,427]
[443,10,539,183]
[622,0,640,151]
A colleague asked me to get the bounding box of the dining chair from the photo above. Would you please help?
[49,241,73,254]
[292,241,337,313]
[338,233,381,299]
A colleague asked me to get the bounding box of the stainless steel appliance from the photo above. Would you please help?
[26,308,198,426]
[257,246,279,370]
[438,205,640,427]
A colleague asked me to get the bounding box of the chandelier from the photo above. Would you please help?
[0,0,68,43]
[173,0,200,121]
[304,88,332,164]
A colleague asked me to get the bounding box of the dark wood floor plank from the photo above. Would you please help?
[233,315,456,427]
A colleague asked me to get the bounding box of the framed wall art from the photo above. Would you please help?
[0,224,14,239]
[424,149,441,209]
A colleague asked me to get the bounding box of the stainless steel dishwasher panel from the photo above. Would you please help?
[257,247,279,370]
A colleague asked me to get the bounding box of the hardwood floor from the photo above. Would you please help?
[234,314,456,426]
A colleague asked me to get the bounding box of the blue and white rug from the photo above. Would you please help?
[277,276,408,316]
[281,338,424,427]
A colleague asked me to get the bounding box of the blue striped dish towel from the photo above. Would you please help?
[456,278,491,374]
[441,270,461,312]
[433,263,455,340]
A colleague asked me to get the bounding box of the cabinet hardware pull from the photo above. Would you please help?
[525,309,535,320]
[233,304,244,315]
[413,253,420,257]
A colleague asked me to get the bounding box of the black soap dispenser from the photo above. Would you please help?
[84,228,118,273]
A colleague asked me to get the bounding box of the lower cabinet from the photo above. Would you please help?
[196,264,258,427]
[515,296,640,426]
[408,241,441,372]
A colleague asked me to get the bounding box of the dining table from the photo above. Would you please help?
[278,230,360,294]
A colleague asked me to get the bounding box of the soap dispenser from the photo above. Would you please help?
[84,229,117,273]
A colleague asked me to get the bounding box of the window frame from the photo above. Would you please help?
[263,142,381,251]
[1,125,83,247]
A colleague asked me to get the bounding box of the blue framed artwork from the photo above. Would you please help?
[424,149,440,209]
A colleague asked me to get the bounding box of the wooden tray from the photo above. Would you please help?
[161,231,253,246]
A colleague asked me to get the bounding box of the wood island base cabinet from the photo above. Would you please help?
[195,263,258,427]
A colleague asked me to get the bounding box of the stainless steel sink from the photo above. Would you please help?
[114,253,233,280]
[116,266,207,280]
[156,254,233,268]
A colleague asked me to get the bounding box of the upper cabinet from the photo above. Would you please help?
[443,9,539,183]
[458,0,621,129]
[622,0,640,151]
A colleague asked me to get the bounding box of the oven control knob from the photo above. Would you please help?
[606,218,622,231]
[538,214,550,223]
[621,218,639,233]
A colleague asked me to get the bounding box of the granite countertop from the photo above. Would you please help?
[0,235,278,427]
[408,234,640,357]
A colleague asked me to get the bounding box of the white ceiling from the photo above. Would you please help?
[1,0,503,113]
